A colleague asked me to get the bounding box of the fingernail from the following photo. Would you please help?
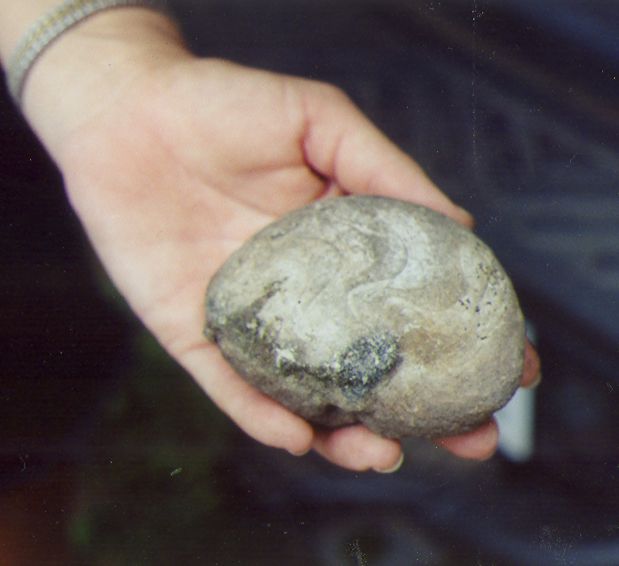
[524,371,542,390]
[288,447,311,457]
[374,453,404,474]
[455,206,475,229]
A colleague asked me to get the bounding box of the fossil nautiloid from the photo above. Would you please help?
[204,196,524,438]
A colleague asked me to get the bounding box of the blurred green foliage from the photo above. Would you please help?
[69,331,232,565]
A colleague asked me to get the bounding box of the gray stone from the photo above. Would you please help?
[204,196,525,438]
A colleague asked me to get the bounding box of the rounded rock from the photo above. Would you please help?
[204,196,525,438]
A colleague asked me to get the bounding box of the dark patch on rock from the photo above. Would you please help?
[335,333,400,399]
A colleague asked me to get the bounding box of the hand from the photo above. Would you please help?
[22,10,540,472]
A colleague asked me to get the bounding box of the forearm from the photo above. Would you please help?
[0,1,189,161]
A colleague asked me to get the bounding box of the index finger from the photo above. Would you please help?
[300,83,474,227]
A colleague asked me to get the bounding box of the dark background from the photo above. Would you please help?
[1,1,619,564]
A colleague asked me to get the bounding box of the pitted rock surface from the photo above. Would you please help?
[204,196,525,437]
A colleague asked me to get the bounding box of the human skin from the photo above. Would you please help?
[0,3,540,472]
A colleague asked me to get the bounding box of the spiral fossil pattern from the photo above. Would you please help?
[204,196,525,437]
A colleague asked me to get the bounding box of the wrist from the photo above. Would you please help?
[16,6,191,160]
[0,1,63,64]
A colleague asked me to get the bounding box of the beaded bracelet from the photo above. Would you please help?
[6,0,168,106]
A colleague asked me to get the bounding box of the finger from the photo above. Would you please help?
[181,346,314,456]
[435,418,499,460]
[521,340,541,389]
[320,179,347,200]
[312,424,403,473]
[300,83,473,228]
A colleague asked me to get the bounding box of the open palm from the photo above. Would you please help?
[57,58,537,471]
